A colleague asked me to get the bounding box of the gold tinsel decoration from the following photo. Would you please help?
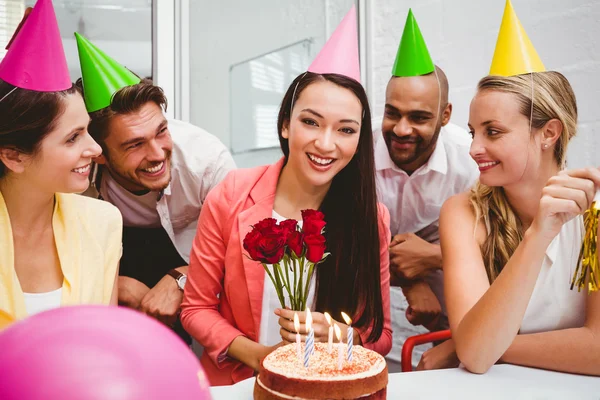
[572,199,600,292]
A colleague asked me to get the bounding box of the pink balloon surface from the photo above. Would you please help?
[0,305,212,400]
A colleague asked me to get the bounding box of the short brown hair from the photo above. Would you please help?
[76,78,168,150]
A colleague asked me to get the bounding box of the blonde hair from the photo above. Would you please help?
[469,71,578,283]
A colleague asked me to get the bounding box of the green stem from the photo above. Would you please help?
[292,257,298,310]
[304,262,316,310]
[282,257,294,309]
[263,263,279,297]
[298,256,305,310]
[272,263,286,308]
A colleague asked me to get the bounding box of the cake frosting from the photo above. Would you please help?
[254,343,388,399]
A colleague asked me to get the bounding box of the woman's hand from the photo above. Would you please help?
[275,308,361,345]
[227,336,283,371]
[531,168,600,242]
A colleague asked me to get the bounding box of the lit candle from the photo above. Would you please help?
[324,312,333,354]
[341,312,353,362]
[306,307,315,356]
[294,313,301,363]
[334,324,343,370]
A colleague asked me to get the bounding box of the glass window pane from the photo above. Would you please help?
[24,0,152,81]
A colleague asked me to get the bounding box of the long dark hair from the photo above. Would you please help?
[277,72,384,342]
[0,80,80,178]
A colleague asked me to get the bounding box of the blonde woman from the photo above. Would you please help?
[437,71,600,376]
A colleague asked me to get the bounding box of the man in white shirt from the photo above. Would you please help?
[376,11,478,371]
[76,35,236,343]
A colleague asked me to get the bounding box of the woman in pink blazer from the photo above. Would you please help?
[180,72,392,386]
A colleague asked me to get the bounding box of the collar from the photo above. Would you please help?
[248,158,285,204]
[0,192,80,319]
[375,127,448,176]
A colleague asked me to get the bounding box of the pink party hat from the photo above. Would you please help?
[0,0,71,91]
[308,5,360,82]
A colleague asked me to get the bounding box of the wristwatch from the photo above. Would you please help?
[167,269,187,291]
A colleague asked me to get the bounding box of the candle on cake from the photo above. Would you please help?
[305,308,315,361]
[324,312,334,354]
[294,312,301,362]
[341,312,353,362]
[334,324,343,370]
[305,308,315,356]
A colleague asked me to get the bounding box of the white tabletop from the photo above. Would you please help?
[209,364,600,399]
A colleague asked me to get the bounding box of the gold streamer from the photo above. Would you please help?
[572,200,600,292]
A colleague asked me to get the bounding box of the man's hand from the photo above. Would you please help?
[139,268,187,327]
[402,281,441,329]
[416,339,459,371]
[118,276,150,309]
[389,233,442,281]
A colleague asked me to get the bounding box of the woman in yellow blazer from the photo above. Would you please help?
[0,0,122,323]
[0,81,122,321]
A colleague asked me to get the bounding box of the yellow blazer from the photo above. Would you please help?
[0,192,122,321]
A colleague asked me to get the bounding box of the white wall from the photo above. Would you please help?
[365,0,600,169]
[189,0,356,168]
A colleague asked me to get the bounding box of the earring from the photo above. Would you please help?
[543,143,548,149]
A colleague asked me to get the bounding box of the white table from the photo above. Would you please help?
[209,364,600,399]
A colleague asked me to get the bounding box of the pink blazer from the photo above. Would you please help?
[180,158,392,386]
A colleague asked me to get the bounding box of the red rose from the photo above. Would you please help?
[304,233,326,263]
[301,209,326,235]
[243,218,286,264]
[287,231,304,257]
[254,218,278,233]
[257,233,286,264]
[279,219,298,240]
[243,228,263,260]
[301,209,324,222]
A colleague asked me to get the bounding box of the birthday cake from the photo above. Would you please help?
[254,343,388,399]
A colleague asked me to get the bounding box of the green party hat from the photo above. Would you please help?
[75,32,141,112]
[391,9,435,77]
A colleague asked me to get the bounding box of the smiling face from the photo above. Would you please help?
[468,89,541,187]
[281,79,362,190]
[18,93,101,194]
[97,101,173,192]
[382,74,448,174]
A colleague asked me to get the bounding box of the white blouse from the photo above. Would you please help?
[520,216,587,333]
[23,287,62,316]
[258,210,316,346]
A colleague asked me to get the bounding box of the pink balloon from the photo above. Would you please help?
[0,305,212,400]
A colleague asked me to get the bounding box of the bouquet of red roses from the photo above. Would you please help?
[243,209,330,311]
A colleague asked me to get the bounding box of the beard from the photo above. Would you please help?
[383,123,441,169]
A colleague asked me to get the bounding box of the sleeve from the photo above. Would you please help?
[359,203,393,356]
[180,175,245,368]
[207,146,237,193]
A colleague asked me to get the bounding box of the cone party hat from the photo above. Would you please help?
[391,9,435,77]
[75,32,141,112]
[0,0,71,91]
[308,5,360,82]
[489,0,545,76]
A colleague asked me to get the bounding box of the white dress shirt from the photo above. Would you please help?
[94,119,236,263]
[374,122,479,364]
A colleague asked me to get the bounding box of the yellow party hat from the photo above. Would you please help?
[489,0,545,76]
